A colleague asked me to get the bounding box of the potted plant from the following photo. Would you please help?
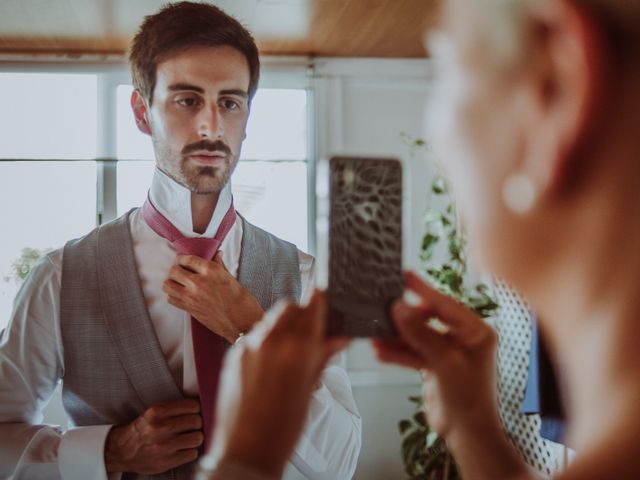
[398,135,499,480]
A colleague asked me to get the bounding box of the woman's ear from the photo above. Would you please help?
[519,0,609,198]
[131,89,152,135]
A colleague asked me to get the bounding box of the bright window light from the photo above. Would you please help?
[116,85,154,160]
[0,162,97,331]
[0,73,97,159]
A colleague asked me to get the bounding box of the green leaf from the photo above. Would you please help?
[426,431,439,448]
[11,247,49,283]
[421,233,439,260]
[448,236,461,260]
[399,419,413,434]
[423,210,441,224]
[431,177,447,195]
[413,411,427,427]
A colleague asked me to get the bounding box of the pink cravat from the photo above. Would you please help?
[142,196,237,451]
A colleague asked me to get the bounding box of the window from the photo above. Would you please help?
[0,66,313,331]
[0,73,98,159]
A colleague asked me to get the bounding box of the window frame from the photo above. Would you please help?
[0,55,317,254]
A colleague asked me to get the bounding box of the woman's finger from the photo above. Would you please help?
[392,300,453,366]
[372,339,428,370]
[404,271,489,346]
[266,301,302,337]
[298,290,327,338]
[324,337,351,362]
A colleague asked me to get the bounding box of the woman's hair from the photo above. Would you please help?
[478,0,639,66]
[128,1,260,104]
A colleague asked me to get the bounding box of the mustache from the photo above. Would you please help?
[181,140,232,156]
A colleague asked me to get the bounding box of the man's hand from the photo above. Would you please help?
[163,252,264,343]
[105,399,203,475]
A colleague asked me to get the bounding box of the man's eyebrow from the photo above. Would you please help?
[219,89,248,99]
[167,83,205,93]
[166,84,248,99]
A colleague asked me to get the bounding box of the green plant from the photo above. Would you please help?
[398,134,499,480]
[400,395,460,480]
[11,247,49,283]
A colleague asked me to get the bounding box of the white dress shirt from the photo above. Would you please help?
[0,169,361,479]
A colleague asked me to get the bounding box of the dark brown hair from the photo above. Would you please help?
[129,1,260,104]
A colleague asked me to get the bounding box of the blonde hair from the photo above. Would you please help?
[480,0,639,65]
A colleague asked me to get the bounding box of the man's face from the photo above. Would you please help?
[135,45,251,194]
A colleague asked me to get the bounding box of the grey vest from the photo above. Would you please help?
[60,210,301,480]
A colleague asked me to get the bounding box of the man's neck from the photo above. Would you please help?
[191,191,220,234]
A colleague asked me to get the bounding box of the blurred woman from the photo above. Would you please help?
[199,0,640,478]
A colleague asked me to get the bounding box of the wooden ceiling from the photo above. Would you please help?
[0,0,441,58]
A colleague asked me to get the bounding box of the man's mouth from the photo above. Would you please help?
[187,150,227,166]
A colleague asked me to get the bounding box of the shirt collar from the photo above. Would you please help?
[148,167,233,238]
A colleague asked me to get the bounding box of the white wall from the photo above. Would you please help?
[312,58,438,479]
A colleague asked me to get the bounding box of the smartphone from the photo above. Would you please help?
[327,156,404,337]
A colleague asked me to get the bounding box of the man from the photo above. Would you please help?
[195,0,640,479]
[0,3,361,479]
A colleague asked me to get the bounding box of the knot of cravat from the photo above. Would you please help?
[173,237,221,259]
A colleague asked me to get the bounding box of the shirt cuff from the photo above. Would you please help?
[58,425,117,480]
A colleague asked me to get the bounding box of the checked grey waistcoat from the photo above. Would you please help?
[60,210,301,480]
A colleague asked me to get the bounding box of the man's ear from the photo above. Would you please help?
[520,0,609,197]
[131,89,152,135]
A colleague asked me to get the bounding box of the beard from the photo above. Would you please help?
[153,137,239,194]
[179,156,238,194]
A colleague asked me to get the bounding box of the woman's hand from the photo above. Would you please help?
[373,272,531,480]
[202,291,349,479]
[373,271,499,440]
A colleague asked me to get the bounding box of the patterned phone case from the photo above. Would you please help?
[327,156,403,337]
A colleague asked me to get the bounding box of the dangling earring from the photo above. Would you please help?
[502,173,537,214]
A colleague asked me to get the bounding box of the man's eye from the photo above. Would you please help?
[220,99,241,110]
[176,97,200,107]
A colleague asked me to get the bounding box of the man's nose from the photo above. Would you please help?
[197,105,223,139]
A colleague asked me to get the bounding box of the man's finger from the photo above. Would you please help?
[213,251,230,272]
[164,449,199,469]
[170,430,205,450]
[167,264,197,289]
[177,254,212,275]
[154,399,201,418]
[167,295,188,311]
[166,413,203,435]
[163,278,186,297]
